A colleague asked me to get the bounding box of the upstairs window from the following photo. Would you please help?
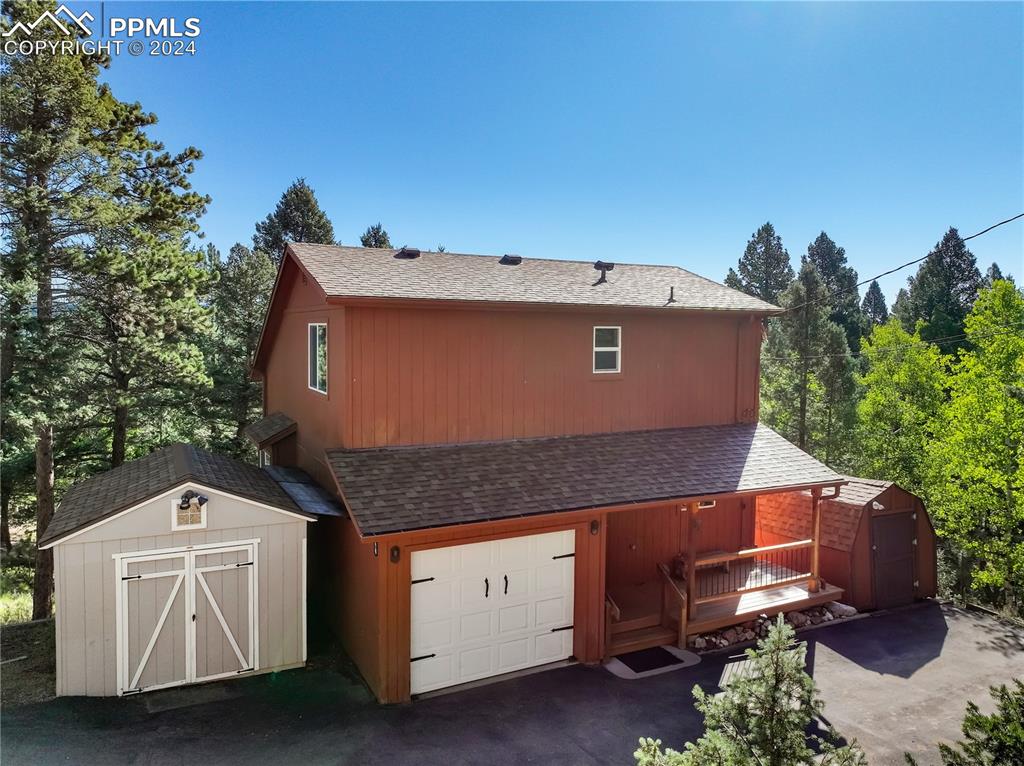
[593,326,621,373]
[308,323,328,394]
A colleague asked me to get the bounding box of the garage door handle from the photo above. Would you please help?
[484,577,489,598]
[504,574,508,595]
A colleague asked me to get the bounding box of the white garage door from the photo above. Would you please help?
[410,529,575,694]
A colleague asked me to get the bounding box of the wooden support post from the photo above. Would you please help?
[686,502,698,619]
[809,488,822,592]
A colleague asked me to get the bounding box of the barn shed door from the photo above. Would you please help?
[409,529,575,695]
[117,542,258,695]
[872,513,916,610]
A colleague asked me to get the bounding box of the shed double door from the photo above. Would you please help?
[409,529,575,695]
[116,543,258,695]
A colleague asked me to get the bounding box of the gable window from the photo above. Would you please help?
[308,323,328,394]
[171,492,207,531]
[593,326,621,373]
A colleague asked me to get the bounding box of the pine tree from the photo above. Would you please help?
[761,262,856,460]
[804,232,863,350]
[636,616,865,766]
[204,244,277,456]
[861,280,889,326]
[360,222,392,249]
[984,262,1015,287]
[253,178,335,262]
[1,0,207,616]
[724,222,794,305]
[899,228,982,349]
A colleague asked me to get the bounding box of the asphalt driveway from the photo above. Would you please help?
[3,602,1022,765]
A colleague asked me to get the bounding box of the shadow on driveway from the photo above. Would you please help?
[3,602,1022,766]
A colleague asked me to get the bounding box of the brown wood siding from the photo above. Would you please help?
[328,517,384,699]
[262,261,346,485]
[343,306,760,447]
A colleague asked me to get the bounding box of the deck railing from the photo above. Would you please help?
[692,539,814,605]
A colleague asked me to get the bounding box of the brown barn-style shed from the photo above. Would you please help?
[755,477,937,611]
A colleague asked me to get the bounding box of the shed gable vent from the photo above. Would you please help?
[395,247,421,259]
[499,254,522,266]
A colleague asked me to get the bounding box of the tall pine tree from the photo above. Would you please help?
[804,232,863,351]
[253,178,335,262]
[899,227,982,350]
[861,280,889,326]
[724,222,794,305]
[1,0,207,616]
[203,244,277,456]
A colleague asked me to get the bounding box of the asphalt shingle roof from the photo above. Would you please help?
[327,423,843,536]
[244,412,297,448]
[40,444,312,546]
[287,243,781,313]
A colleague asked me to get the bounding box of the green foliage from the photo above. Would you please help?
[725,222,795,304]
[202,244,277,457]
[761,263,856,466]
[898,228,982,350]
[804,232,864,351]
[861,280,889,326]
[253,178,335,261]
[0,591,33,625]
[925,281,1024,605]
[853,321,946,494]
[906,680,1024,766]
[360,222,392,249]
[635,616,865,766]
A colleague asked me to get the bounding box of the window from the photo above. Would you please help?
[171,494,207,531]
[259,449,272,468]
[308,323,328,393]
[593,326,621,373]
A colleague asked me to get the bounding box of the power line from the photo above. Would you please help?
[762,324,1023,364]
[781,212,1024,316]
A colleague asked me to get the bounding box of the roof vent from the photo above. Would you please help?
[593,260,615,285]
[395,247,421,260]
[499,254,522,266]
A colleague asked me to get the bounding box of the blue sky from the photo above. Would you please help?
[76,1,1021,302]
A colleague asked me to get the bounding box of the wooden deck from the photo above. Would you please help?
[689,580,844,634]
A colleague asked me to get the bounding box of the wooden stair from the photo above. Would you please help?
[607,625,677,656]
[610,612,661,635]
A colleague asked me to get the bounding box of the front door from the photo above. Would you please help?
[409,529,575,695]
[117,542,257,694]
[872,513,916,609]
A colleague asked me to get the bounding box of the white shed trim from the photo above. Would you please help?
[41,482,315,550]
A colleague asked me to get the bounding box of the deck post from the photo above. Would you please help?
[686,502,698,620]
[809,488,822,592]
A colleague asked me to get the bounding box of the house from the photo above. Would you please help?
[756,477,937,611]
[249,243,861,703]
[38,443,342,696]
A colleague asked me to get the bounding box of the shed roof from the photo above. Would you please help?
[40,444,313,547]
[327,423,844,537]
[244,411,296,448]
[264,466,345,517]
[287,243,781,314]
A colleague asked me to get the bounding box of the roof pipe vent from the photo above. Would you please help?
[395,247,421,260]
[593,260,615,285]
[667,286,677,304]
[499,254,522,266]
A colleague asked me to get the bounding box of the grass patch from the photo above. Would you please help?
[0,591,33,625]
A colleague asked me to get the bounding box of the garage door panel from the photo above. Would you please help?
[459,610,493,642]
[410,529,575,695]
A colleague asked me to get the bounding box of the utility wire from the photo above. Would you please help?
[762,324,1023,364]
[781,212,1024,316]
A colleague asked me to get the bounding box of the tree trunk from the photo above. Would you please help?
[32,421,55,620]
[1,486,12,552]
[111,402,129,467]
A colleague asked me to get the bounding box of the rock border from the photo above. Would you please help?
[687,601,863,654]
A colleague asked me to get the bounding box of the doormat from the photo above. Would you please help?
[605,645,701,680]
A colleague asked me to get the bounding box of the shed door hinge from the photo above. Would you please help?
[552,553,575,560]
[122,688,143,695]
[411,577,435,585]
[551,625,574,633]
[410,653,436,663]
